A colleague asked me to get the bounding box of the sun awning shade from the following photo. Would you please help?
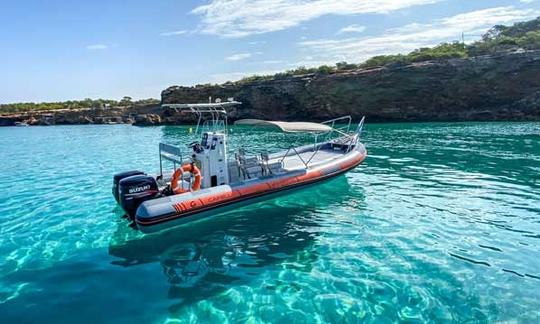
[234,119,332,133]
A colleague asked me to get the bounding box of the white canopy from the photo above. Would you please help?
[234,119,332,133]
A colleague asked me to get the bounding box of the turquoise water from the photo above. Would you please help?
[0,123,539,323]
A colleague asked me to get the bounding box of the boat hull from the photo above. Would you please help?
[135,144,366,233]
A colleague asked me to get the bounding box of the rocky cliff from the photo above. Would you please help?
[0,104,163,126]
[2,50,539,126]
[163,50,540,122]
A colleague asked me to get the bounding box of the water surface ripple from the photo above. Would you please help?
[0,122,539,323]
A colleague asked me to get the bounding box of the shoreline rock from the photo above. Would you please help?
[0,105,160,126]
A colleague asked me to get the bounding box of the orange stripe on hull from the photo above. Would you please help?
[267,176,299,189]
[236,182,272,196]
[141,150,366,226]
[200,191,236,205]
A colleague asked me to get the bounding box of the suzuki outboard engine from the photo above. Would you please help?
[112,170,144,202]
[118,174,158,217]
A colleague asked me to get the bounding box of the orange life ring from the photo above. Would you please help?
[171,164,202,194]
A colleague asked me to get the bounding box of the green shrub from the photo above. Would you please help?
[0,98,159,114]
[335,61,358,71]
[470,17,540,55]
[316,65,336,74]
[361,54,408,68]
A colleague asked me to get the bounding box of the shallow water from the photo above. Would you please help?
[0,122,539,323]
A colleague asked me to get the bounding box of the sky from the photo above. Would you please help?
[0,0,539,103]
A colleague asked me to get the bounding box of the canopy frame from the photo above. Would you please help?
[162,101,242,135]
[234,115,362,169]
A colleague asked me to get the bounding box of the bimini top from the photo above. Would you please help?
[234,119,332,133]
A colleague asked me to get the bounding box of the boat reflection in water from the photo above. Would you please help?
[108,176,364,309]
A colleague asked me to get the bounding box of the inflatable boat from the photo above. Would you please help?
[112,101,366,233]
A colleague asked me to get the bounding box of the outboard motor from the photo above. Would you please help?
[118,175,158,217]
[112,170,144,202]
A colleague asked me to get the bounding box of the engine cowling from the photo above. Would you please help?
[118,175,158,217]
[112,170,145,202]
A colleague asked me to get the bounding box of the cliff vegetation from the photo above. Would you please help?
[0,97,159,114]
[232,17,540,84]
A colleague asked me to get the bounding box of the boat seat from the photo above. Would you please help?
[236,149,263,179]
[330,137,352,151]
[261,151,283,175]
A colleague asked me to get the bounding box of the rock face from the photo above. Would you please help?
[0,105,160,126]
[162,50,540,122]
[2,50,539,126]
